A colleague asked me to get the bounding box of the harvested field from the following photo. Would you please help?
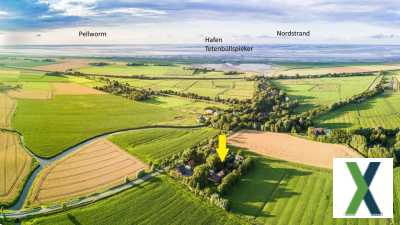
[229,130,361,169]
[35,59,91,72]
[0,94,16,128]
[7,89,52,100]
[0,132,33,205]
[53,83,104,95]
[29,138,147,205]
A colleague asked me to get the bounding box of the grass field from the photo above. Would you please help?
[12,94,224,158]
[118,78,255,100]
[78,64,195,77]
[0,94,16,129]
[226,151,391,225]
[109,127,219,163]
[23,176,245,225]
[28,139,146,206]
[0,57,57,68]
[0,132,33,206]
[12,94,177,158]
[316,91,400,129]
[273,75,377,112]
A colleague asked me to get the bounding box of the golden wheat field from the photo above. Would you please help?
[0,132,33,205]
[0,94,16,129]
[28,138,147,205]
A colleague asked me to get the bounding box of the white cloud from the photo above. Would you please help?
[39,0,98,17]
[0,11,8,16]
[102,8,167,17]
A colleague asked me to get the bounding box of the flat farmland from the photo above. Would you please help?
[143,95,229,125]
[226,152,390,225]
[12,94,177,158]
[229,130,360,169]
[24,176,244,225]
[52,83,105,95]
[119,78,255,99]
[0,57,57,68]
[109,127,219,163]
[28,138,146,205]
[273,75,377,112]
[0,94,16,129]
[0,132,33,206]
[274,64,400,76]
[13,94,224,158]
[78,65,194,77]
[34,59,91,72]
[316,92,400,129]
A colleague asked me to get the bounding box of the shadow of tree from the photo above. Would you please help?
[67,213,82,225]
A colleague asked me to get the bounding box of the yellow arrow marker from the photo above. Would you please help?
[216,134,229,162]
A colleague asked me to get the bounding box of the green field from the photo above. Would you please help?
[226,151,392,225]
[116,78,254,99]
[0,57,57,68]
[316,92,400,129]
[273,76,377,112]
[78,64,195,76]
[12,95,191,158]
[13,94,226,158]
[23,176,245,225]
[109,127,219,163]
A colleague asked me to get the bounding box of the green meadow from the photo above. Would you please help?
[0,57,57,68]
[273,76,377,112]
[23,176,245,225]
[117,78,255,99]
[226,151,392,225]
[78,64,195,77]
[316,92,400,129]
[12,95,176,157]
[109,127,219,163]
[12,94,226,158]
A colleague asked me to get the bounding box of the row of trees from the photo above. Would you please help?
[159,89,250,105]
[0,82,22,93]
[307,127,399,163]
[94,79,154,101]
[273,72,376,80]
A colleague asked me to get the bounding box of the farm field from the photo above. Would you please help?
[109,127,219,163]
[316,91,400,129]
[273,75,377,112]
[119,78,255,99]
[12,94,224,158]
[0,57,57,68]
[23,176,245,225]
[28,138,146,206]
[226,152,392,225]
[78,64,195,76]
[12,94,176,158]
[273,64,400,76]
[0,94,16,129]
[229,130,361,169]
[34,59,91,72]
[0,132,34,206]
[77,64,249,78]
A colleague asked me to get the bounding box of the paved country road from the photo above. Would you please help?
[4,170,162,220]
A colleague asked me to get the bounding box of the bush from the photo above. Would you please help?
[349,135,368,155]
[217,170,239,195]
[136,169,147,179]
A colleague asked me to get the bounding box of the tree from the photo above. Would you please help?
[191,164,209,189]
[349,135,368,155]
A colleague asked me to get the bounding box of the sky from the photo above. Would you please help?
[0,0,400,45]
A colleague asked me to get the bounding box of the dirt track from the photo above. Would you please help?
[29,138,147,205]
[229,130,362,169]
